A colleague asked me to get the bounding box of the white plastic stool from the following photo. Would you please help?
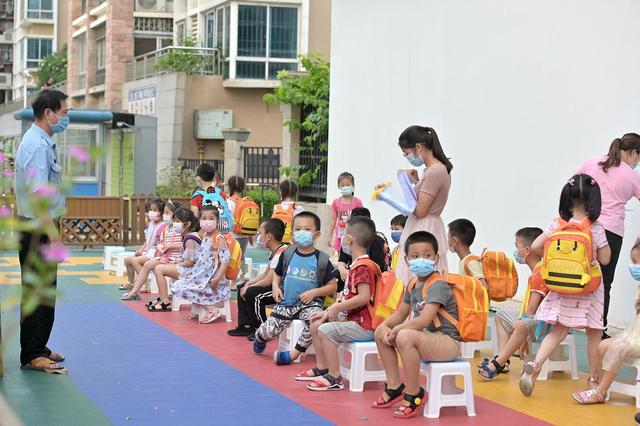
[461,316,498,359]
[274,319,314,362]
[103,246,125,271]
[187,300,232,323]
[258,263,268,276]
[421,360,476,418]
[536,334,579,380]
[245,258,254,279]
[338,341,386,391]
[115,251,135,277]
[607,358,640,408]
[148,274,159,293]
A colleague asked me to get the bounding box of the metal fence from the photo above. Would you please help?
[179,158,225,181]
[243,147,281,185]
[125,46,223,81]
[298,107,328,202]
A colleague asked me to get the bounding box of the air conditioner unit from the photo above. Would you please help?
[0,72,12,88]
[0,31,12,44]
[136,0,169,13]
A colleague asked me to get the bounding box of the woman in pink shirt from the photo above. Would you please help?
[577,133,640,336]
[394,125,453,285]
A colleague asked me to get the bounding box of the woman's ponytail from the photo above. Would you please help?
[598,133,640,172]
[424,127,453,174]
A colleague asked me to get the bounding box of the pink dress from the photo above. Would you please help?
[331,196,364,252]
[396,163,451,285]
[535,218,609,329]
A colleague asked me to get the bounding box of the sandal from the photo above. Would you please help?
[572,389,605,404]
[587,377,600,390]
[394,387,427,419]
[199,308,221,324]
[477,356,506,381]
[121,292,140,301]
[146,297,161,308]
[48,351,65,363]
[372,383,406,408]
[148,301,172,312]
[307,373,345,391]
[296,367,329,381]
[21,356,68,375]
[519,361,538,396]
[118,283,133,290]
[140,285,151,294]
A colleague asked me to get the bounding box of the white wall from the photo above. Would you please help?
[328,0,640,327]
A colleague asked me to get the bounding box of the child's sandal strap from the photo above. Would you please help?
[394,388,426,418]
[372,383,405,407]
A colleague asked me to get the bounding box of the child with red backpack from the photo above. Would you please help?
[519,174,611,396]
[296,216,379,391]
[271,180,304,244]
[373,231,463,419]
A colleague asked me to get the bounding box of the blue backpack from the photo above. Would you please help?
[192,187,234,233]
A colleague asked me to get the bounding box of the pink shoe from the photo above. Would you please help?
[572,389,605,404]
[199,308,221,324]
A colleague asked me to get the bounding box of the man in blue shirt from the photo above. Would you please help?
[15,89,69,374]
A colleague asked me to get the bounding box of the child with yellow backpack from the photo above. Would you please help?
[227,176,260,279]
[372,231,488,419]
[519,174,611,396]
[272,180,304,244]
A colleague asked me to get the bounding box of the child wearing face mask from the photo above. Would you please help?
[373,231,460,418]
[120,198,168,293]
[253,212,338,365]
[169,205,232,323]
[447,218,488,290]
[477,227,544,380]
[327,172,363,253]
[145,208,202,312]
[573,242,640,404]
[228,219,288,339]
[390,214,407,271]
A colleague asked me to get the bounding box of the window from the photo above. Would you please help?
[205,11,215,48]
[77,34,86,74]
[235,5,298,80]
[25,38,52,68]
[176,20,186,45]
[96,37,105,70]
[204,6,230,55]
[54,126,100,180]
[26,0,53,20]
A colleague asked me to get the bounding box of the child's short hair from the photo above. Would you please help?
[228,176,245,195]
[196,163,217,182]
[337,172,354,185]
[515,227,543,246]
[351,207,371,218]
[632,242,640,253]
[390,214,407,228]
[404,231,438,255]
[448,218,476,247]
[346,216,376,249]
[200,204,220,219]
[293,211,321,231]
[263,218,285,242]
[559,174,602,222]
[279,180,298,199]
[166,199,182,213]
[149,198,166,213]
[174,207,200,232]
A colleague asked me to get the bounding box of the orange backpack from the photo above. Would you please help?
[271,203,296,243]
[409,273,488,342]
[351,258,405,328]
[464,251,518,302]
[232,196,260,236]
[212,232,243,280]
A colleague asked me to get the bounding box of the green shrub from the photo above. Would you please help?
[156,163,197,198]
[246,188,280,220]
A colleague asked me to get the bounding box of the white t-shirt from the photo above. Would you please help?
[269,245,288,269]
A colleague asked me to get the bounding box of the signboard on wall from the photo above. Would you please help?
[194,109,233,139]
[128,85,156,116]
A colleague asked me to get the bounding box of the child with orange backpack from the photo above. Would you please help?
[447,219,488,289]
[519,174,611,396]
[296,216,381,390]
[227,176,260,279]
[272,180,304,244]
[170,205,234,324]
[372,231,488,418]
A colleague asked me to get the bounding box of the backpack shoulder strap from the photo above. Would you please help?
[182,234,201,248]
[351,258,382,277]
[191,189,206,199]
[463,255,482,276]
[420,272,445,300]
[315,250,333,287]
[281,246,298,276]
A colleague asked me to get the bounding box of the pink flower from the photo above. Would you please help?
[0,152,5,163]
[3,168,14,177]
[0,206,11,217]
[33,184,60,197]
[25,166,39,179]
[68,145,89,162]
[41,241,69,263]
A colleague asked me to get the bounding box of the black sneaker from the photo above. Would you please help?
[635,412,640,425]
[227,326,254,337]
[247,331,256,341]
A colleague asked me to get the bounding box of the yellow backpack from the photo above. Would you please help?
[232,196,260,236]
[541,218,601,294]
[212,232,243,280]
[271,203,296,243]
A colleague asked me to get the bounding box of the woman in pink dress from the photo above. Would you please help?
[394,126,453,285]
[576,133,640,335]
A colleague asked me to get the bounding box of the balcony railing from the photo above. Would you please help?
[125,46,223,81]
[26,8,53,20]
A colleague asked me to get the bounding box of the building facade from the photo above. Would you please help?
[67,0,173,110]
[0,0,13,104]
[11,0,67,100]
